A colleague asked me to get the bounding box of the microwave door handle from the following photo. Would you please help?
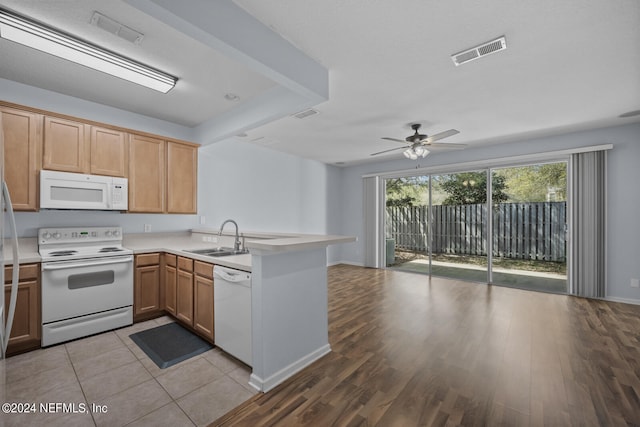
[42,256,134,270]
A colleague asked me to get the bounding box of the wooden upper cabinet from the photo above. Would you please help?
[43,116,89,173]
[1,107,42,211]
[167,141,197,214]
[128,133,165,213]
[90,126,127,177]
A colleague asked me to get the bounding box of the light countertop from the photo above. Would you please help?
[3,230,355,272]
[2,233,251,271]
[123,232,252,272]
[2,237,40,266]
[191,228,356,253]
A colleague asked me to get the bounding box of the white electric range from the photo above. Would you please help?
[38,227,134,346]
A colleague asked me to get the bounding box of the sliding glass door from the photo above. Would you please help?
[491,163,568,293]
[382,160,569,294]
[430,171,488,282]
[384,176,430,272]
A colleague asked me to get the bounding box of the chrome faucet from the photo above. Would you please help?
[218,219,242,251]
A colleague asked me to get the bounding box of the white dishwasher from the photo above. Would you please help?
[213,265,252,366]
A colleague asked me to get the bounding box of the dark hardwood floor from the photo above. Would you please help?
[213,265,640,426]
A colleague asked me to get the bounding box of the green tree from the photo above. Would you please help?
[494,163,566,202]
[438,172,508,205]
[385,176,428,207]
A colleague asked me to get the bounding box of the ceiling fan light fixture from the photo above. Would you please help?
[0,8,177,93]
[414,145,430,158]
[403,148,413,159]
[403,148,419,160]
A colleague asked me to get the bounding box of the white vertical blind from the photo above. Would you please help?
[570,150,606,298]
[363,176,383,268]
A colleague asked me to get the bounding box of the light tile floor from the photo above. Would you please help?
[2,316,257,427]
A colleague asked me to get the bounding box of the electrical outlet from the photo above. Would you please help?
[211,236,218,243]
[144,224,151,233]
[199,216,206,225]
[631,278,640,288]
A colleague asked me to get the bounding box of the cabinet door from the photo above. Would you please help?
[43,116,89,173]
[4,280,40,356]
[134,264,161,321]
[194,274,214,341]
[165,264,177,315]
[167,141,197,214]
[90,126,127,177]
[1,107,42,211]
[128,134,165,213]
[176,270,194,326]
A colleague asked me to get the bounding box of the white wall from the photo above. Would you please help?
[338,123,640,303]
[197,139,343,264]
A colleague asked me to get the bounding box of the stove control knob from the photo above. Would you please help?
[113,230,120,237]
[105,230,113,237]
[42,232,51,240]
[53,232,61,239]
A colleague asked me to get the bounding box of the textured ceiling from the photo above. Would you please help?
[234,0,640,164]
[0,0,638,165]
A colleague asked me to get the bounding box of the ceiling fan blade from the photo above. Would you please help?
[425,142,468,150]
[381,137,406,143]
[370,146,407,156]
[424,129,459,144]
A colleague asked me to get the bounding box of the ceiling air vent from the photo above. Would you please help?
[451,36,507,66]
[90,12,144,45]
[292,108,319,119]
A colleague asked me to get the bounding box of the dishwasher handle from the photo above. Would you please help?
[214,266,250,283]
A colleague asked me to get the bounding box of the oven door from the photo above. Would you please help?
[41,255,134,323]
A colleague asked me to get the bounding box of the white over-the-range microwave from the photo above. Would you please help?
[40,170,128,211]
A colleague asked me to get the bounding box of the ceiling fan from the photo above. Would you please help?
[371,124,466,159]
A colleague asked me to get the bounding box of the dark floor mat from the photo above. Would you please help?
[129,322,213,369]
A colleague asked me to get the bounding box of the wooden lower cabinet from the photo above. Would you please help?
[134,253,215,343]
[194,261,214,341]
[176,257,194,326]
[164,254,177,316]
[4,264,41,356]
[134,253,163,322]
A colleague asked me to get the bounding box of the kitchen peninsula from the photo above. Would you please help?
[3,229,354,392]
[124,228,356,392]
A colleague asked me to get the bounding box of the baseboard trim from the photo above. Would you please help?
[604,296,640,306]
[249,344,331,392]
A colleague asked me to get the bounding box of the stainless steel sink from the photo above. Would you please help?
[185,247,249,257]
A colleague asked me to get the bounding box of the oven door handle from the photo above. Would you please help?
[42,256,134,271]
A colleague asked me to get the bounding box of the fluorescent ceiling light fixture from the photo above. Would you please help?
[0,8,177,93]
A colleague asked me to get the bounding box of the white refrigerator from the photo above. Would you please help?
[1,112,21,365]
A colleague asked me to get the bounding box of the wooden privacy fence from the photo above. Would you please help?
[386,202,566,261]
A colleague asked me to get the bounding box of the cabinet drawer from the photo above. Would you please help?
[194,261,213,279]
[4,264,39,283]
[136,253,160,267]
[165,254,177,267]
[178,256,193,272]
